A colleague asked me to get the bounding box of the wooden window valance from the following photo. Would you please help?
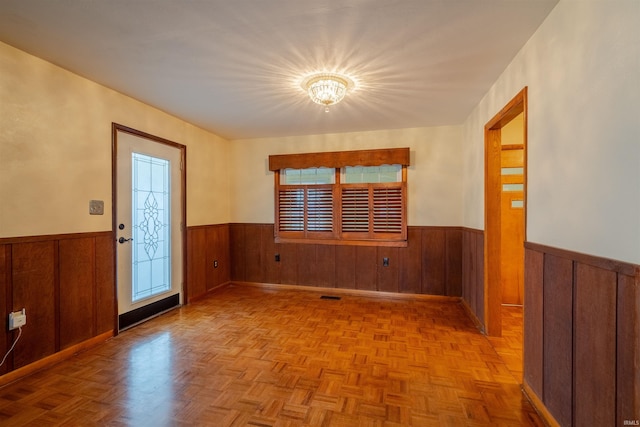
[268,147,410,171]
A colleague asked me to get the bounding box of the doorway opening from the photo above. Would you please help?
[112,124,187,332]
[484,88,527,378]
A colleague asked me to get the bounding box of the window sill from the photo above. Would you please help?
[274,237,408,248]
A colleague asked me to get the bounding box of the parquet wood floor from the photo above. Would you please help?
[487,305,523,382]
[0,285,543,426]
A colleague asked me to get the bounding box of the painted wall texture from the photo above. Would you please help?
[0,41,231,238]
[462,0,640,264]
[229,126,464,226]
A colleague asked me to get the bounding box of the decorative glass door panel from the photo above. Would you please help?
[115,127,183,328]
[132,153,171,302]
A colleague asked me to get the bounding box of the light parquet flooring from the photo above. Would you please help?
[487,305,524,382]
[0,285,543,426]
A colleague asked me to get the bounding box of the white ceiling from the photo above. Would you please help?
[0,0,558,140]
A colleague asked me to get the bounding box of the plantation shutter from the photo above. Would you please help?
[271,148,409,245]
[373,186,403,234]
[341,187,369,233]
[278,188,304,232]
[307,186,334,233]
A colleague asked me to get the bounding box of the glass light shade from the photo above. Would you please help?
[302,73,354,111]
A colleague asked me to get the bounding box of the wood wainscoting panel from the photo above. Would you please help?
[262,225,280,285]
[475,231,485,326]
[445,228,462,296]
[0,245,9,375]
[278,241,299,285]
[574,262,617,427]
[244,224,265,284]
[95,234,115,334]
[0,232,115,379]
[206,224,230,291]
[542,253,573,427]
[229,223,246,283]
[462,231,476,314]
[297,244,318,287]
[314,244,336,288]
[229,224,464,297]
[59,237,95,349]
[335,245,356,289]
[525,241,640,426]
[355,246,377,291]
[11,241,57,368]
[398,227,422,294]
[188,224,232,301]
[377,246,399,293]
[523,247,544,398]
[187,227,207,299]
[616,271,640,426]
[421,229,446,295]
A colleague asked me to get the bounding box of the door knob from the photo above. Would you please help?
[118,237,133,244]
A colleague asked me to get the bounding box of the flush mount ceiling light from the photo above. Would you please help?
[301,72,355,112]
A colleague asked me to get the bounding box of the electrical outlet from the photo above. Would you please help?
[383,257,389,267]
[213,260,218,268]
[8,309,26,331]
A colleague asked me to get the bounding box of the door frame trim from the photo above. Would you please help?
[483,87,528,336]
[111,123,187,335]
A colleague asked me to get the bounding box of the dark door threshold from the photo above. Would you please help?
[119,293,180,331]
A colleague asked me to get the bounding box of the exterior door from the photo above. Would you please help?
[115,126,184,330]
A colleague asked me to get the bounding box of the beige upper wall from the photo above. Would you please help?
[0,41,230,238]
[230,126,463,226]
[462,0,640,264]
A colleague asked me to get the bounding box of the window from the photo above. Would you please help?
[269,148,409,246]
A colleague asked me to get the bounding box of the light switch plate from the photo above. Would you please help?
[89,200,104,215]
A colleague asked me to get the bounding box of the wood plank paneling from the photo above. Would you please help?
[59,238,95,349]
[187,228,207,299]
[462,231,474,309]
[95,235,115,334]
[187,224,232,297]
[542,253,573,427]
[229,224,474,298]
[446,229,462,296]
[574,262,616,427]
[335,245,356,289]
[617,272,640,426]
[12,241,56,368]
[475,232,485,326]
[262,225,280,284]
[462,229,485,324]
[355,246,377,291]
[0,245,9,374]
[377,247,399,293]
[211,226,223,288]
[315,244,336,288]
[399,228,421,294]
[244,224,264,284]
[206,224,230,290]
[523,247,543,398]
[229,224,246,282]
[297,244,317,287]
[278,243,298,285]
[524,242,640,427]
[218,224,231,287]
[422,229,445,295]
